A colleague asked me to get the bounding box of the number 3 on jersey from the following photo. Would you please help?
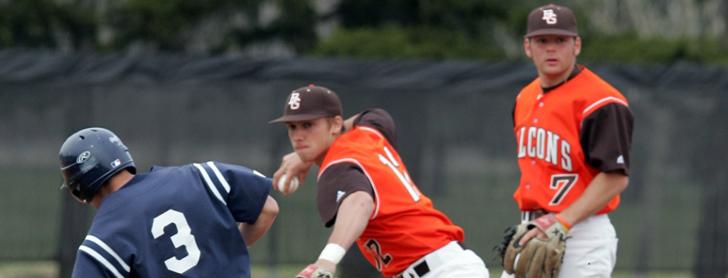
[549,174,578,205]
[151,209,201,274]
[378,146,420,202]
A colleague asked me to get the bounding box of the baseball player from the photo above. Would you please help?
[58,127,279,277]
[501,4,633,278]
[270,85,489,278]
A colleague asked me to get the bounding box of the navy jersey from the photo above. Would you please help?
[72,161,271,278]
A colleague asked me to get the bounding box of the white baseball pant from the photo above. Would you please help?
[396,241,489,278]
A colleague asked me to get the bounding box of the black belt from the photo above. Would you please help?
[394,242,467,278]
[521,209,548,222]
[395,261,430,278]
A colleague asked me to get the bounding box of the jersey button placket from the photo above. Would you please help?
[532,96,543,124]
[531,96,542,166]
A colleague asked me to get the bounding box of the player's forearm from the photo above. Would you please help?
[240,196,279,246]
[559,172,628,225]
[327,191,373,251]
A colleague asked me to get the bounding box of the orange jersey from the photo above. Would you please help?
[319,126,464,277]
[513,67,629,214]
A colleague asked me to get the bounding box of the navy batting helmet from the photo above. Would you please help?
[59,127,136,203]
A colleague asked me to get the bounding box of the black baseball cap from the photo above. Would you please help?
[269,84,343,123]
[525,4,578,38]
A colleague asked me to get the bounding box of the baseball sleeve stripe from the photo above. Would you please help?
[582,96,628,116]
[253,170,266,178]
[206,161,231,193]
[194,163,227,205]
[79,246,124,278]
[85,235,130,272]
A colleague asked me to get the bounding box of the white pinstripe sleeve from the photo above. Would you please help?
[75,236,129,278]
[193,162,228,205]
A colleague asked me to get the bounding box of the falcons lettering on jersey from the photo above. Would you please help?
[516,126,572,171]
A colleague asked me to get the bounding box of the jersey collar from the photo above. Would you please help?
[541,64,583,94]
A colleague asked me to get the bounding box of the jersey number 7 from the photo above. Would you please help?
[549,174,578,206]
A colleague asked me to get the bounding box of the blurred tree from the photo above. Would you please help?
[0,0,318,55]
[0,0,726,63]
[54,1,98,50]
[316,0,515,60]
[315,25,505,60]
[0,0,97,50]
[107,0,318,54]
[108,0,226,51]
[573,0,728,64]
[223,0,317,54]
[0,0,54,48]
[336,0,510,32]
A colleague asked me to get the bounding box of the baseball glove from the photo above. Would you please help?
[497,214,568,278]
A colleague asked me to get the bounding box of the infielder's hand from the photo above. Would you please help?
[518,214,568,246]
[518,225,548,246]
[295,260,336,278]
[273,152,312,195]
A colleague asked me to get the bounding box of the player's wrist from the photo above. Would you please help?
[554,213,572,231]
[532,213,570,233]
[318,243,346,264]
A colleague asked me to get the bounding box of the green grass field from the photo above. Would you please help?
[0,261,695,278]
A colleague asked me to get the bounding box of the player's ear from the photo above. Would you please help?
[523,38,532,58]
[330,116,344,135]
[574,36,582,56]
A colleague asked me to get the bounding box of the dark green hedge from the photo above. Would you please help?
[0,0,726,64]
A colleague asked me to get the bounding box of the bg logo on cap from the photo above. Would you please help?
[269,85,343,123]
[525,4,578,38]
[288,92,301,110]
[542,9,557,24]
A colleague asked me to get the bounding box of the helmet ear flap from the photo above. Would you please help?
[60,182,87,203]
[59,127,135,202]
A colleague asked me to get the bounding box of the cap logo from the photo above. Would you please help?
[542,9,557,24]
[288,92,301,110]
[110,159,121,168]
[76,151,91,164]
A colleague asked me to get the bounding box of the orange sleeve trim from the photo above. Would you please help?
[555,214,573,230]
[581,96,629,117]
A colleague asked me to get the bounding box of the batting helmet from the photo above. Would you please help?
[59,127,136,203]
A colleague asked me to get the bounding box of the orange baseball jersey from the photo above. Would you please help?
[513,67,630,214]
[319,126,464,277]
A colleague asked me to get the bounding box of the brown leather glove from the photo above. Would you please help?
[499,214,568,278]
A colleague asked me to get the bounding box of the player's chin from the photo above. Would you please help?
[541,65,568,75]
